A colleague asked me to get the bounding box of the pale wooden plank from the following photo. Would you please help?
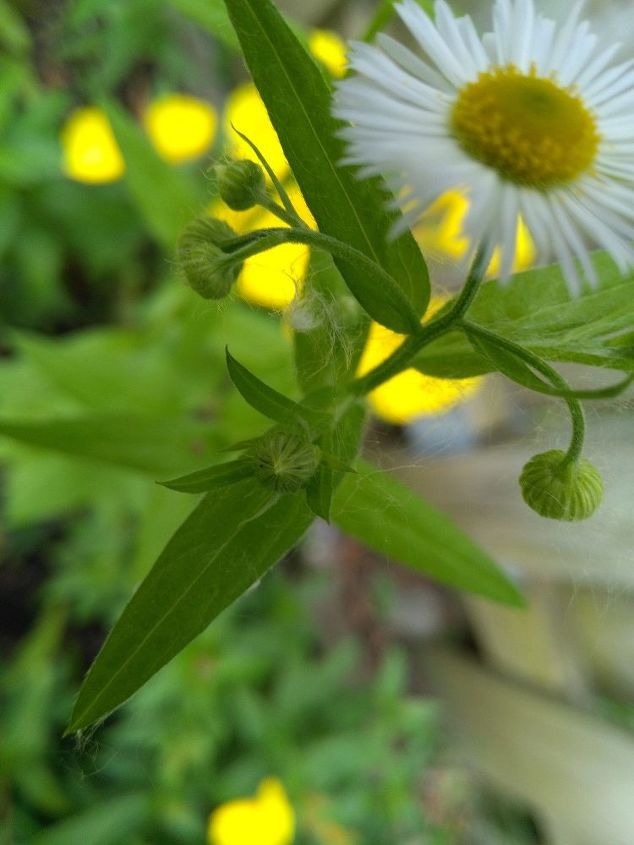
[424,649,634,845]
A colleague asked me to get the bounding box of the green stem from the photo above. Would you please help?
[350,244,490,396]
[221,227,421,332]
[230,124,299,220]
[257,194,308,229]
[461,321,586,466]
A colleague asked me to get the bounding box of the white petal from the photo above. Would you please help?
[396,0,472,86]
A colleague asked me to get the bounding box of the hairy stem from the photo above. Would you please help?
[349,244,490,395]
[221,227,421,332]
[461,320,586,466]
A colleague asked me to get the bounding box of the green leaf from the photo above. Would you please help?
[225,347,325,429]
[0,414,219,475]
[103,99,201,247]
[305,463,334,521]
[464,328,555,394]
[67,480,314,731]
[306,401,366,521]
[415,253,634,378]
[160,458,253,493]
[332,461,525,606]
[223,0,429,331]
[463,325,634,400]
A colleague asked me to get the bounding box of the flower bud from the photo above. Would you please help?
[247,431,319,494]
[519,449,603,521]
[217,159,266,211]
[177,217,242,299]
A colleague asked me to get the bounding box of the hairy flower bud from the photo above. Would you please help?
[519,449,603,521]
[247,431,319,494]
[217,159,266,211]
[178,217,242,299]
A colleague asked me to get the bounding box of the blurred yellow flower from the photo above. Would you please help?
[60,106,125,184]
[309,29,348,78]
[213,185,315,310]
[208,778,295,845]
[415,190,535,276]
[224,83,288,181]
[143,94,217,163]
[358,299,481,425]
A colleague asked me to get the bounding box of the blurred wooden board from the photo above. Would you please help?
[424,649,634,845]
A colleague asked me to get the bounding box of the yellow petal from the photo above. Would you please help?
[357,301,481,425]
[60,107,125,184]
[415,191,470,261]
[208,778,295,845]
[487,215,535,276]
[143,94,217,164]
[223,83,288,181]
[415,189,535,275]
[308,29,348,78]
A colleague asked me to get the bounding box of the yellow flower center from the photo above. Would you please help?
[451,66,600,187]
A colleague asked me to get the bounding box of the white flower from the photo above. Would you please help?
[333,0,634,293]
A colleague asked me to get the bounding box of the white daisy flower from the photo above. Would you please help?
[333,0,634,293]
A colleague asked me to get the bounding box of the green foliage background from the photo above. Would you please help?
[3,0,633,841]
[1,1,458,841]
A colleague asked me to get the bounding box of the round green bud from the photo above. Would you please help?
[248,432,319,494]
[177,217,242,300]
[519,449,603,522]
[217,159,266,211]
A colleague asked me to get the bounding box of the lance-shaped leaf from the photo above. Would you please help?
[306,401,365,521]
[223,0,429,333]
[226,348,326,428]
[332,461,525,607]
[306,464,335,522]
[463,325,634,400]
[160,459,254,493]
[415,252,634,378]
[67,480,314,732]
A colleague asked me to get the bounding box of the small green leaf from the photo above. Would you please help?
[306,400,366,521]
[223,0,429,330]
[67,480,314,732]
[464,328,554,394]
[415,253,634,378]
[464,325,634,400]
[160,459,254,493]
[306,463,334,521]
[103,99,202,247]
[332,461,525,606]
[225,347,325,429]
